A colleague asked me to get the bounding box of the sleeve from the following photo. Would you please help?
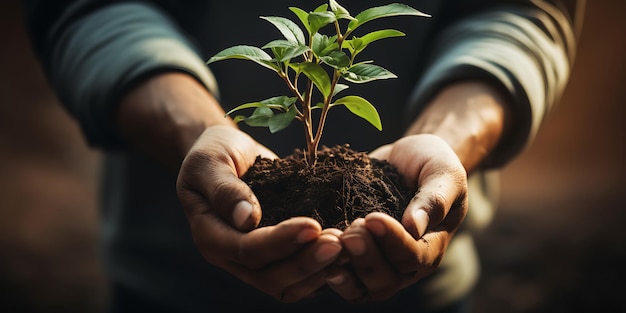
[22,1,218,149]
[406,0,585,168]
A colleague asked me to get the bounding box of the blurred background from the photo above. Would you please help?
[0,1,106,312]
[0,0,624,312]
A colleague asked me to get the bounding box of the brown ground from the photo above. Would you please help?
[0,1,624,312]
[246,145,411,230]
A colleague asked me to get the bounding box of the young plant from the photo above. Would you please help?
[207,1,429,166]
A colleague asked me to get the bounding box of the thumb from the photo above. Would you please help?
[205,163,262,231]
[177,126,267,231]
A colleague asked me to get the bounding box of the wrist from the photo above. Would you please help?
[406,81,510,172]
[117,72,235,168]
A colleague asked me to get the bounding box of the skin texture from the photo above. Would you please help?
[117,72,508,302]
[326,81,510,301]
[118,72,345,302]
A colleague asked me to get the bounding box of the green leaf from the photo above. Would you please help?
[343,63,397,83]
[320,50,350,69]
[360,29,405,45]
[312,33,338,57]
[332,96,382,131]
[243,107,273,127]
[260,16,306,45]
[225,102,265,117]
[263,39,297,49]
[268,105,298,133]
[347,3,430,32]
[289,7,311,34]
[314,4,328,12]
[232,115,247,123]
[263,40,309,62]
[345,37,362,56]
[261,96,297,109]
[329,0,354,21]
[308,11,336,34]
[320,41,339,57]
[270,46,288,63]
[290,62,331,97]
[225,96,296,117]
[277,45,310,62]
[207,45,279,72]
[312,34,339,59]
[346,29,405,55]
[332,83,349,97]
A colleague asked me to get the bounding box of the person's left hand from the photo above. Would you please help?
[323,134,468,302]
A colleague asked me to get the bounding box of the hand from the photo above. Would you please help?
[176,125,344,302]
[324,134,468,302]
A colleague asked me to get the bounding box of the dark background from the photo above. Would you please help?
[1,1,624,312]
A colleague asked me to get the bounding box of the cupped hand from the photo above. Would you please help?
[325,134,468,302]
[176,125,344,302]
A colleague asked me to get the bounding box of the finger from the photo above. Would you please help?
[256,143,279,160]
[322,228,350,265]
[364,212,423,275]
[240,233,343,300]
[177,126,265,231]
[403,170,467,239]
[340,218,400,301]
[278,230,345,303]
[368,144,392,160]
[178,164,260,231]
[325,265,366,302]
[279,272,327,303]
[404,225,452,284]
[365,211,464,284]
[405,192,468,279]
[190,212,321,268]
[237,217,324,268]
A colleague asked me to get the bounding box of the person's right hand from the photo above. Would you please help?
[176,125,343,302]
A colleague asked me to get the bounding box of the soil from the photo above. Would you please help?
[242,144,415,230]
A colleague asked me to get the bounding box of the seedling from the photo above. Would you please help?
[207,0,429,166]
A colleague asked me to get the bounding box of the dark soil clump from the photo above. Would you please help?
[242,144,414,230]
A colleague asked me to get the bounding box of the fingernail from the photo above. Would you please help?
[232,201,252,229]
[342,235,366,256]
[296,228,319,244]
[413,209,429,237]
[314,242,342,264]
[366,219,386,237]
[326,273,345,285]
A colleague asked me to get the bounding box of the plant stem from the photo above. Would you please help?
[306,22,349,167]
[309,70,341,166]
[303,81,316,165]
[279,69,315,164]
[306,22,350,167]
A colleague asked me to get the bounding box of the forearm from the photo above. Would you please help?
[117,72,235,169]
[405,81,510,173]
[24,1,219,149]
[406,1,580,169]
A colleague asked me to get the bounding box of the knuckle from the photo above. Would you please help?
[213,179,237,199]
[417,191,446,222]
[430,190,448,210]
